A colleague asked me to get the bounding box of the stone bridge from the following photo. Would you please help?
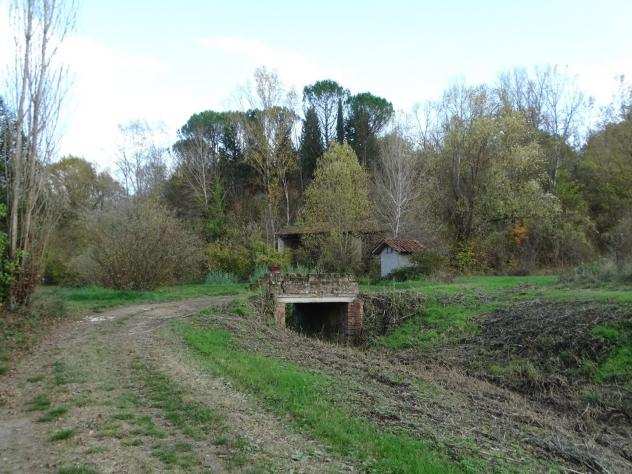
[268,274,363,336]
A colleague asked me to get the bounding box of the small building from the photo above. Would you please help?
[372,238,424,277]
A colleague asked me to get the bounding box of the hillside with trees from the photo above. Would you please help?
[3,66,625,293]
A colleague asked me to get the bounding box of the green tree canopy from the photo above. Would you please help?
[298,106,324,184]
[345,92,394,167]
[303,79,348,146]
[577,117,632,241]
[302,143,372,272]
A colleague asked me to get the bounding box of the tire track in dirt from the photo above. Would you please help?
[0,297,352,473]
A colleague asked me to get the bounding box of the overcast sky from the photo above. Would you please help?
[2,0,632,169]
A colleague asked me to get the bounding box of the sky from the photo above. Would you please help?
[1,0,632,169]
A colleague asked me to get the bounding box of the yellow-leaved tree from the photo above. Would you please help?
[302,143,372,273]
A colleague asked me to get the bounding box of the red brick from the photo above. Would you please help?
[274,302,286,328]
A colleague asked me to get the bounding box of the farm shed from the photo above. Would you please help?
[372,238,424,277]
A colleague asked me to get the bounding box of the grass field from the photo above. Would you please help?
[3,274,631,472]
[181,321,459,473]
[38,282,247,313]
[362,275,632,350]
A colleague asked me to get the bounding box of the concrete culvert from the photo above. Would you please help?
[288,302,349,336]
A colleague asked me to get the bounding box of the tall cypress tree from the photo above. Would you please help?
[336,98,345,143]
[299,107,324,185]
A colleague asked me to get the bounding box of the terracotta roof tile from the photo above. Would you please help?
[371,238,424,255]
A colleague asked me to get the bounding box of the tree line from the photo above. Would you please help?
[2,0,632,306]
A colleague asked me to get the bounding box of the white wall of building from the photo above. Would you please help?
[379,247,413,277]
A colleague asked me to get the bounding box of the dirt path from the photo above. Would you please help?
[0,298,351,473]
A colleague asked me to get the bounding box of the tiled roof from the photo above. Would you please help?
[371,238,424,255]
[276,221,385,237]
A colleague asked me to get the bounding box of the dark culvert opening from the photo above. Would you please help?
[288,302,347,337]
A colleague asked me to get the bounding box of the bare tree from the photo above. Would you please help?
[497,66,592,190]
[116,121,170,197]
[303,80,348,147]
[374,124,423,237]
[173,127,218,210]
[4,0,76,306]
[237,67,298,242]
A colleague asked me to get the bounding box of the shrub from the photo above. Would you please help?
[362,291,425,340]
[610,213,632,267]
[387,251,449,282]
[85,199,206,290]
[248,266,269,284]
[207,242,251,280]
[559,258,632,287]
[250,240,291,270]
[205,270,238,285]
[303,232,364,275]
[207,239,290,281]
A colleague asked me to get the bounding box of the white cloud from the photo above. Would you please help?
[57,35,172,167]
[3,4,631,170]
[572,57,632,104]
[199,36,325,92]
[0,2,13,84]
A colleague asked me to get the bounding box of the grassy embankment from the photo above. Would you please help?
[362,275,631,419]
[180,320,460,473]
[177,275,631,471]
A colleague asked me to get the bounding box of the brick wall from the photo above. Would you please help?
[344,298,364,336]
[268,274,358,298]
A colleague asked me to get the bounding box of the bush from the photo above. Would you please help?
[362,291,425,340]
[43,250,83,286]
[207,242,252,280]
[248,266,269,284]
[207,239,290,281]
[85,199,206,290]
[410,251,449,275]
[610,213,632,267]
[205,270,238,285]
[387,251,449,282]
[303,232,364,275]
[559,259,632,287]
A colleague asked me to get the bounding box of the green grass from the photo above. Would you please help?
[591,321,632,388]
[38,406,69,422]
[152,442,197,468]
[50,428,76,441]
[133,361,225,440]
[57,465,98,474]
[128,361,255,468]
[369,275,632,351]
[26,393,51,411]
[596,347,632,387]
[362,274,557,293]
[39,282,247,314]
[180,323,459,473]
